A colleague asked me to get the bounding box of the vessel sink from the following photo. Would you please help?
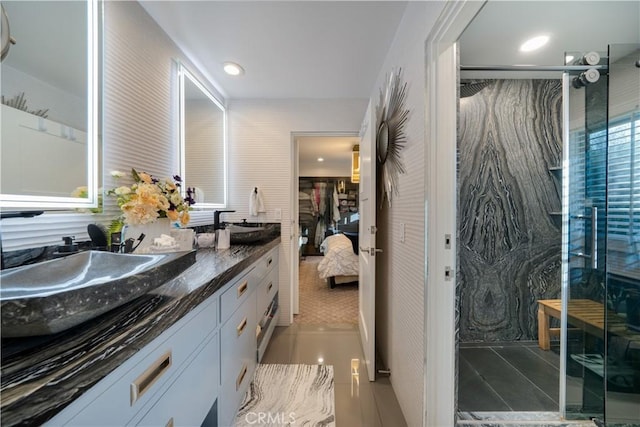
[0,250,196,337]
[228,224,268,244]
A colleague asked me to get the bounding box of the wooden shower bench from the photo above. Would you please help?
[537,299,636,350]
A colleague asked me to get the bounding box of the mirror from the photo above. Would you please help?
[179,64,226,208]
[0,0,98,209]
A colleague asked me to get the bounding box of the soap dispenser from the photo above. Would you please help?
[216,226,230,250]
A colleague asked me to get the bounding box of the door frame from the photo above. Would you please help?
[290,130,361,319]
[423,2,485,426]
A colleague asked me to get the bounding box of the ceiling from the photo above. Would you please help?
[141,0,638,167]
[297,135,359,177]
[459,1,640,79]
[140,1,408,100]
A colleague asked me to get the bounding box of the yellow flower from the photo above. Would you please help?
[166,209,179,221]
[179,210,190,226]
[165,179,177,191]
[109,168,193,226]
[138,172,153,184]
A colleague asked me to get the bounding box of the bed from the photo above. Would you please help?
[318,233,359,288]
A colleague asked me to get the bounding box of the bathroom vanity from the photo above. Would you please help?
[0,237,280,427]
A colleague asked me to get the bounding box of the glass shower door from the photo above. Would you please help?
[564,50,608,421]
[604,44,640,426]
[563,45,640,425]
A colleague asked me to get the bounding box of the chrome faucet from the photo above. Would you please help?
[213,210,235,230]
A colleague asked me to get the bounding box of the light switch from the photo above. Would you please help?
[274,208,282,220]
[400,223,405,243]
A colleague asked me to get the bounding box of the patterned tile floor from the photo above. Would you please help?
[294,257,358,324]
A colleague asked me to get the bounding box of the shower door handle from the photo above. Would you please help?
[590,207,598,269]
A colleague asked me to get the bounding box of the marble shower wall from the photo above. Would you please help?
[458,79,563,342]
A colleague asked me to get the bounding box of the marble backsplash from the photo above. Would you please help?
[457,79,563,342]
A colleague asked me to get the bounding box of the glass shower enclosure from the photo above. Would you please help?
[563,44,640,425]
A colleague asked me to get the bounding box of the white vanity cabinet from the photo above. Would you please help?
[46,295,219,427]
[133,330,219,427]
[218,246,279,427]
[41,245,280,427]
[256,251,279,362]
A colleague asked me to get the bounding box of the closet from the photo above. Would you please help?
[299,177,358,256]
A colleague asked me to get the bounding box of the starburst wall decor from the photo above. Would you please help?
[376,68,409,208]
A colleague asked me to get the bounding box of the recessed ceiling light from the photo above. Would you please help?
[317,157,324,162]
[519,35,549,52]
[223,62,244,76]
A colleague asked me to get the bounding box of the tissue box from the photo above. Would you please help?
[170,229,195,251]
[196,233,216,248]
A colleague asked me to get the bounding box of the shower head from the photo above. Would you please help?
[459,80,493,98]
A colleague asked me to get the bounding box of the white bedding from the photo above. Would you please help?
[317,234,359,279]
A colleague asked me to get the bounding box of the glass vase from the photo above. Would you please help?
[121,217,172,253]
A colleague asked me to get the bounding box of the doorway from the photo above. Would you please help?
[455,42,640,427]
[292,133,360,325]
[424,2,639,426]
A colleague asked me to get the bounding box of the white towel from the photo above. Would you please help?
[250,187,266,216]
[332,186,340,225]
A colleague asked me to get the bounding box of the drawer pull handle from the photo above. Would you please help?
[237,281,248,298]
[166,418,174,427]
[236,364,248,391]
[131,350,172,405]
[237,317,248,336]
[267,282,273,293]
[267,257,273,266]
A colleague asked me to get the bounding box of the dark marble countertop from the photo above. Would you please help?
[0,236,281,427]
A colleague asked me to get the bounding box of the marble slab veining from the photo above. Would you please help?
[0,250,197,337]
[457,80,563,342]
[0,235,280,427]
[235,364,335,427]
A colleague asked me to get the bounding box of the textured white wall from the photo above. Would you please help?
[371,3,445,426]
[226,99,367,324]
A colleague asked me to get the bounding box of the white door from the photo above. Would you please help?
[358,100,377,382]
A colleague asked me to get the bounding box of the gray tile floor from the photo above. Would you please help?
[458,341,561,412]
[260,323,407,427]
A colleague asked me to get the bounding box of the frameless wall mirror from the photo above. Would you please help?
[179,64,227,208]
[0,0,99,209]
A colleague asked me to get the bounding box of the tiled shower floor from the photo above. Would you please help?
[458,341,562,412]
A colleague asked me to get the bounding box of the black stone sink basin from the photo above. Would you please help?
[0,250,196,337]
[228,224,270,244]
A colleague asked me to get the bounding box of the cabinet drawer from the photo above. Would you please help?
[220,267,257,321]
[57,298,218,427]
[219,296,257,427]
[220,294,257,385]
[134,332,219,427]
[256,266,278,316]
[253,248,278,280]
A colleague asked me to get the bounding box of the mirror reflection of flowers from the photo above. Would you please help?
[71,186,103,213]
[107,169,195,226]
